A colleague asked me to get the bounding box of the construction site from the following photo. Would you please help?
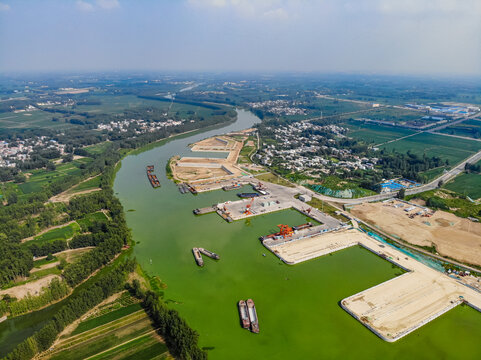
[350,199,481,267]
[170,134,250,192]
[264,226,481,342]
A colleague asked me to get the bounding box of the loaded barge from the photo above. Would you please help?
[199,248,220,260]
[146,165,161,188]
[192,248,204,267]
[237,192,260,198]
[238,300,250,329]
[247,299,260,333]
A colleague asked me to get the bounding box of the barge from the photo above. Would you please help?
[186,183,198,195]
[199,248,220,260]
[238,300,250,329]
[237,192,260,198]
[223,183,241,191]
[293,222,313,231]
[146,166,161,188]
[247,299,260,333]
[192,248,204,267]
[178,183,189,194]
[193,206,216,215]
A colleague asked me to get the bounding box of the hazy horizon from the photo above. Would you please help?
[1,0,480,76]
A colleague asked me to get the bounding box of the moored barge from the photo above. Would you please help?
[199,248,220,260]
[237,192,260,198]
[247,299,259,333]
[238,300,250,329]
[192,248,204,267]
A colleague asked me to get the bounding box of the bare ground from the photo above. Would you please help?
[351,201,481,266]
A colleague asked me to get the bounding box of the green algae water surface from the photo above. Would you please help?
[114,109,481,360]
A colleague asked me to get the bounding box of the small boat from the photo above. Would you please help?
[247,299,259,333]
[238,300,250,329]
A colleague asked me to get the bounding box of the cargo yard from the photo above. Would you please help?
[351,199,481,267]
[264,227,481,341]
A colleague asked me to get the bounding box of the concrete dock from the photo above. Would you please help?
[267,228,481,342]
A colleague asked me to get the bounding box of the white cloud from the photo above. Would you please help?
[76,0,94,12]
[344,0,481,16]
[96,0,120,10]
[188,0,293,20]
[76,0,120,12]
[0,1,10,11]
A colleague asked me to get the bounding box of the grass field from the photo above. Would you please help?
[19,159,93,194]
[255,172,294,187]
[32,222,81,244]
[77,211,109,231]
[84,142,113,155]
[346,121,416,145]
[381,132,481,166]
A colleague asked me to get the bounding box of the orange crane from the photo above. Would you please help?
[244,198,254,215]
[277,224,294,238]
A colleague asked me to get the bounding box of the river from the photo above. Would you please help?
[1,109,480,359]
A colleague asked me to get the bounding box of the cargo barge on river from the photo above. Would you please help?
[237,192,260,198]
[247,299,260,333]
[146,165,160,188]
[192,248,204,267]
[238,300,250,329]
[199,247,220,260]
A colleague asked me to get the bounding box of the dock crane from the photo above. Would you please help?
[277,224,294,239]
[244,198,254,215]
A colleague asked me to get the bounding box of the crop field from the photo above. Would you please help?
[0,110,75,130]
[44,292,168,360]
[19,159,92,194]
[439,118,481,139]
[68,176,101,193]
[70,95,170,115]
[31,222,81,244]
[346,121,416,144]
[381,132,481,166]
[358,107,422,123]
[444,172,481,199]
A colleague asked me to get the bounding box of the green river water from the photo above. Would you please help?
[1,110,480,359]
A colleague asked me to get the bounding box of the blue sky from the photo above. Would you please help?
[0,0,480,75]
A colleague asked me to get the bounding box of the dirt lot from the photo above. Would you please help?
[0,275,60,299]
[171,134,246,185]
[351,200,481,266]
